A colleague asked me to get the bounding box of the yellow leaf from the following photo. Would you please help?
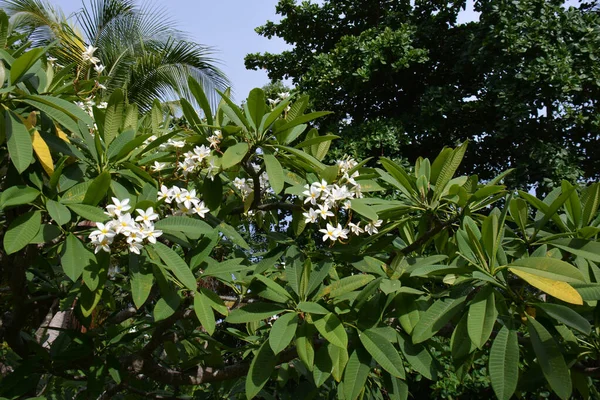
[509,268,583,305]
[55,125,70,143]
[32,130,54,176]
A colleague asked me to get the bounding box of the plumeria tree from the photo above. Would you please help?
[1,22,600,400]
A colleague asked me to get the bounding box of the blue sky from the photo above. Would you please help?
[54,0,580,102]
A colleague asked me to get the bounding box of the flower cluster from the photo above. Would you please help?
[82,45,105,75]
[207,130,223,148]
[88,198,163,254]
[301,157,383,242]
[75,99,107,118]
[157,185,210,218]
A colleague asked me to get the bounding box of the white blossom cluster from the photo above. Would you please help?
[267,92,292,112]
[157,185,210,218]
[301,157,383,242]
[88,198,163,254]
[82,45,105,75]
[232,170,270,200]
[75,99,107,118]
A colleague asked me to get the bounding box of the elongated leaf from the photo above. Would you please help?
[104,89,124,145]
[581,183,600,226]
[489,325,519,400]
[467,286,498,349]
[322,274,375,299]
[0,185,39,209]
[296,322,315,370]
[295,134,340,149]
[397,332,436,380]
[106,129,135,159]
[312,313,348,348]
[274,111,332,133]
[313,344,333,387]
[217,222,250,249]
[66,204,109,222]
[246,88,266,131]
[536,303,591,335]
[83,171,111,206]
[297,301,329,315]
[412,295,467,344]
[435,141,467,196]
[509,268,583,305]
[61,233,93,282]
[3,210,41,255]
[188,76,213,125]
[350,198,379,221]
[222,142,249,169]
[129,253,153,308]
[273,144,326,171]
[269,312,298,354]
[194,291,216,335]
[263,153,284,194]
[527,316,572,400]
[6,110,33,173]
[199,287,228,315]
[550,239,600,263]
[359,328,405,378]
[246,341,277,400]
[509,257,585,283]
[254,274,293,302]
[226,302,287,324]
[10,47,45,84]
[154,216,213,238]
[46,199,71,226]
[151,242,197,291]
[342,347,371,400]
[18,99,80,134]
[31,130,53,176]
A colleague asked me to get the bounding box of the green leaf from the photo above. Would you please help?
[451,314,476,360]
[254,274,293,303]
[509,257,585,283]
[83,171,111,206]
[17,98,81,135]
[510,268,583,305]
[467,286,498,349]
[342,347,371,400]
[535,303,591,335]
[412,295,467,344]
[295,134,340,149]
[350,198,379,221]
[27,95,94,127]
[217,221,250,249]
[61,233,94,282]
[103,89,124,145]
[5,110,33,173]
[154,216,213,238]
[322,274,375,298]
[30,224,61,243]
[273,144,325,171]
[296,322,315,370]
[46,199,71,226]
[3,210,41,255]
[269,312,298,354]
[581,183,600,226]
[226,302,287,324]
[199,287,228,315]
[106,129,135,159]
[312,313,348,348]
[489,325,519,400]
[194,291,216,335]
[222,142,249,169]
[274,111,332,133]
[396,332,436,380]
[359,328,405,378]
[434,141,467,196]
[297,301,329,315]
[245,341,277,400]
[129,253,153,309]
[150,242,197,291]
[66,204,109,222]
[550,239,600,263]
[10,47,45,84]
[527,315,572,400]
[313,344,333,387]
[0,185,39,209]
[188,76,213,125]
[246,88,266,131]
[263,153,284,194]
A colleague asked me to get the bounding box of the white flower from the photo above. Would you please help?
[135,207,159,224]
[208,135,221,148]
[337,226,349,240]
[168,139,186,148]
[128,242,143,254]
[97,102,108,109]
[176,202,193,216]
[142,225,163,244]
[193,145,211,161]
[206,159,218,180]
[364,220,383,235]
[233,177,246,191]
[319,223,340,242]
[330,185,352,202]
[114,213,135,234]
[82,45,100,65]
[278,92,290,100]
[343,200,352,210]
[152,161,168,171]
[267,98,280,106]
[303,208,319,224]
[47,56,57,65]
[193,202,210,218]
[303,185,320,205]
[91,236,112,253]
[105,197,131,217]
[124,227,144,243]
[171,186,184,204]
[89,222,116,242]
[312,179,330,194]
[97,83,107,90]
[143,135,158,146]
[348,221,364,235]
[158,185,172,202]
[94,64,105,73]
[317,204,334,220]
[182,189,199,209]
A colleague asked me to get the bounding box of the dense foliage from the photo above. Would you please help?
[246,0,600,193]
[1,8,600,400]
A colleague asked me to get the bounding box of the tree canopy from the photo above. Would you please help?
[246,0,600,193]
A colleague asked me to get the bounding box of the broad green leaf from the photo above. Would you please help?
[269,312,298,354]
[434,141,467,197]
[254,274,293,303]
[510,268,583,305]
[199,287,228,315]
[295,134,340,149]
[10,47,45,84]
[263,153,284,194]
[203,174,222,210]
[79,283,103,318]
[30,224,61,243]
[226,302,287,324]
[397,332,437,380]
[0,185,39,209]
[274,111,332,133]
[359,328,405,378]
[202,258,249,277]
[329,344,348,382]
[222,142,249,169]
[312,313,348,348]
[527,315,572,400]
[245,341,277,400]
[3,210,41,255]
[272,144,326,171]
[489,325,519,400]
[106,129,135,159]
[66,204,110,222]
[350,198,379,221]
[550,239,600,263]
[151,242,197,291]
[154,216,213,238]
[535,303,591,335]
[129,253,153,308]
[313,344,333,387]
[104,89,124,145]
[188,76,213,125]
[246,88,266,131]
[296,322,315,370]
[581,183,600,226]
[46,199,71,226]
[61,233,93,282]
[5,110,33,173]
[412,295,467,344]
[83,171,111,206]
[571,283,600,300]
[82,250,108,291]
[384,373,409,400]
[194,291,216,335]
[451,314,476,360]
[321,274,375,298]
[509,257,585,283]
[342,347,371,400]
[297,301,329,315]
[467,286,498,349]
[217,221,250,249]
